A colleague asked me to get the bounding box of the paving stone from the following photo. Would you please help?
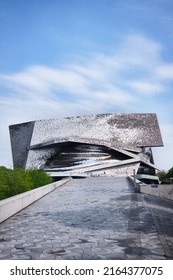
[0,254,12,259]
[17,254,31,260]
[0,177,173,259]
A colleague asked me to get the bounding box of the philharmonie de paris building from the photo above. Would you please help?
[9,113,163,184]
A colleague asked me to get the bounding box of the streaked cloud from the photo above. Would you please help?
[127,81,164,95]
[0,34,173,169]
[0,35,168,104]
[156,64,173,80]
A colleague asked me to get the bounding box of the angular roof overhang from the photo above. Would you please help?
[9,113,163,173]
[29,113,163,148]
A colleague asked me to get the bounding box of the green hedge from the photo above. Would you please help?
[0,166,52,200]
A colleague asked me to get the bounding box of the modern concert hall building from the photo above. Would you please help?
[9,113,163,183]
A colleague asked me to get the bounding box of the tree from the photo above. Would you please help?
[157,170,167,181]
[167,167,173,178]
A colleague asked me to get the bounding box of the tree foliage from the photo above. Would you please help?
[167,167,173,178]
[0,167,52,200]
[157,170,167,181]
[157,166,173,183]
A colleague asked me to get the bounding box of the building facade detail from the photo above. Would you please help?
[9,113,163,183]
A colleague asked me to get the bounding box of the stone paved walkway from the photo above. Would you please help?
[0,177,173,260]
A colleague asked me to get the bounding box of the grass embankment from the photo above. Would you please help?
[0,166,52,200]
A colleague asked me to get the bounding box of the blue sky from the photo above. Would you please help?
[0,0,173,170]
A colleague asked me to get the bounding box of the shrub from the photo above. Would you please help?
[0,166,52,200]
[11,168,33,195]
[27,169,52,189]
[0,166,12,199]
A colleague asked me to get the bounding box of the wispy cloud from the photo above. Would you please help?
[156,64,173,80]
[0,35,169,97]
[0,34,173,169]
[127,81,164,95]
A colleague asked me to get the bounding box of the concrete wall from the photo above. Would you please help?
[140,184,173,200]
[128,175,141,193]
[0,178,70,223]
[128,176,173,200]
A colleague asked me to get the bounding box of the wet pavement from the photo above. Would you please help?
[0,177,173,260]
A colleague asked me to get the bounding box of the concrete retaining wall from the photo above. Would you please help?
[140,184,173,200]
[0,178,70,223]
[128,176,173,200]
[128,175,141,192]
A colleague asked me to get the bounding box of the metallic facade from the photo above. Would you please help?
[9,113,163,182]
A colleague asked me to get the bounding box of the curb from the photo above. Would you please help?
[0,178,71,223]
